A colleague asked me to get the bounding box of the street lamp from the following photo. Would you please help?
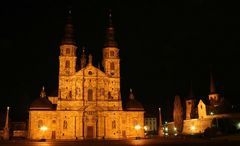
[143,126,148,131]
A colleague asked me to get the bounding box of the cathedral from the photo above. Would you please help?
[28,11,144,140]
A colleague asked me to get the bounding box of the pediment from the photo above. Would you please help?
[75,64,106,77]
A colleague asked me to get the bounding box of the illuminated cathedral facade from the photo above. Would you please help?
[28,12,144,140]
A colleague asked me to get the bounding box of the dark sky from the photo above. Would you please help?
[1,0,240,121]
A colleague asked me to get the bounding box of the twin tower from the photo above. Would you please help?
[59,11,120,78]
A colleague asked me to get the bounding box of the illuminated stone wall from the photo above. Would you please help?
[29,110,144,140]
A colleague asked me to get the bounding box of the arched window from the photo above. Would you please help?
[38,120,43,129]
[110,62,114,70]
[66,48,70,54]
[63,120,67,129]
[112,120,116,129]
[65,60,70,68]
[110,51,114,57]
[100,88,104,96]
[69,91,72,99]
[88,89,93,101]
[76,88,80,96]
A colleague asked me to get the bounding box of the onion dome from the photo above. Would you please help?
[61,10,76,45]
[30,86,54,110]
[125,89,144,111]
[104,9,117,47]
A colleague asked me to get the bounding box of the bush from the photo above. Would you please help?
[203,127,218,138]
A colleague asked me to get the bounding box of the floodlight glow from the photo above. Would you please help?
[135,125,141,130]
[143,126,148,131]
[174,127,177,131]
[40,126,48,131]
[190,125,196,131]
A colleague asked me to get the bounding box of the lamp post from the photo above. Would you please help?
[158,107,163,137]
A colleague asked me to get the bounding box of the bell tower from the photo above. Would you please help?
[102,10,121,101]
[58,10,77,100]
[59,10,77,76]
[102,10,120,78]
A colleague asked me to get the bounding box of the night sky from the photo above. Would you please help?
[1,1,240,121]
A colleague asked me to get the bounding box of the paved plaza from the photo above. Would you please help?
[1,137,240,146]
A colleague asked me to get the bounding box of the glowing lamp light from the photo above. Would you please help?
[143,126,148,131]
[40,126,48,131]
[190,126,196,131]
[164,127,168,132]
[135,125,141,130]
[237,122,240,129]
[174,127,177,131]
[210,112,214,115]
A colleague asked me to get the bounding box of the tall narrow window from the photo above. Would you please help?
[100,88,104,96]
[69,91,72,99]
[65,60,70,68]
[110,51,114,57]
[88,89,93,101]
[63,120,67,129]
[66,48,70,54]
[112,120,116,129]
[38,120,43,129]
[76,88,80,96]
[110,62,114,70]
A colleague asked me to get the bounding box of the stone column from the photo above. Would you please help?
[3,106,10,140]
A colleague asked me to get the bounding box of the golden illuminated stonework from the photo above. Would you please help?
[28,11,144,140]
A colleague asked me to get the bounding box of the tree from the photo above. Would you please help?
[173,95,183,133]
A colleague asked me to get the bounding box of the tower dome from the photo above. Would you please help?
[125,89,144,111]
[30,86,54,110]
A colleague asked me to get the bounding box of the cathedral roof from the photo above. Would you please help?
[29,87,54,110]
[30,98,54,110]
[125,89,144,111]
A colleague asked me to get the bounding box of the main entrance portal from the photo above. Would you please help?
[86,126,94,138]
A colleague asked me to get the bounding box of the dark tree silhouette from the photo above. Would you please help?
[173,95,183,133]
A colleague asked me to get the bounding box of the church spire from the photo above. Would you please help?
[61,9,76,45]
[104,9,117,47]
[210,68,216,94]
